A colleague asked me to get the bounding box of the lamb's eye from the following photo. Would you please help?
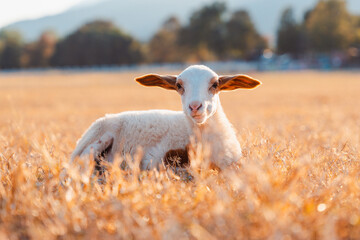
[176,83,184,93]
[211,82,218,89]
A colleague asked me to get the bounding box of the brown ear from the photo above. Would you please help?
[135,74,177,90]
[219,75,261,91]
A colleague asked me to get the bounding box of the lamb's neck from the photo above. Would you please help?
[197,103,234,139]
[192,102,241,167]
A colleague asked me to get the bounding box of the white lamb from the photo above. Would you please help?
[71,65,261,169]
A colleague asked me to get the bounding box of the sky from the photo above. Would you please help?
[0,0,87,28]
[1,0,359,29]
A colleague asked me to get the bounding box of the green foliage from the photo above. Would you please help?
[276,0,360,57]
[178,2,266,61]
[305,0,355,53]
[51,20,144,67]
[178,2,227,60]
[352,16,360,46]
[148,17,184,63]
[1,0,359,69]
[0,30,23,69]
[276,7,305,57]
[22,31,57,68]
[225,10,267,59]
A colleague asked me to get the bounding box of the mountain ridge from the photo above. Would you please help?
[2,0,359,43]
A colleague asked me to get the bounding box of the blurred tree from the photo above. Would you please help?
[305,0,355,53]
[347,15,360,65]
[276,7,305,58]
[225,10,267,59]
[148,17,184,63]
[22,31,57,68]
[178,2,226,60]
[51,20,144,67]
[0,30,23,69]
[352,15,360,46]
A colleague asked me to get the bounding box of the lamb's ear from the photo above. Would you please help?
[135,74,177,90]
[219,75,261,91]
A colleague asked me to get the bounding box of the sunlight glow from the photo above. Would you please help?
[0,0,87,28]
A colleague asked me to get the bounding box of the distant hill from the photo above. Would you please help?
[2,0,360,43]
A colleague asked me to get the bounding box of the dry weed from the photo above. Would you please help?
[0,70,359,239]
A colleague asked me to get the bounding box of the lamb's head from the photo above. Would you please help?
[136,65,261,125]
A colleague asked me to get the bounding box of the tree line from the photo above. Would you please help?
[277,0,360,59]
[0,0,359,70]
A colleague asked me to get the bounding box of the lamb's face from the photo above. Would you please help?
[135,65,262,125]
[176,65,220,125]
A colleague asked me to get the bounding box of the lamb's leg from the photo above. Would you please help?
[141,144,193,181]
[141,150,162,170]
[140,142,171,170]
[163,146,193,181]
[80,132,115,165]
[163,148,190,168]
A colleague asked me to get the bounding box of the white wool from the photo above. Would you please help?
[71,110,192,169]
[71,65,260,169]
[196,104,242,168]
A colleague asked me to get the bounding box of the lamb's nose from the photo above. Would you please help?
[189,101,202,112]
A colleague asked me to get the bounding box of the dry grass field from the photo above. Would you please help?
[0,69,359,239]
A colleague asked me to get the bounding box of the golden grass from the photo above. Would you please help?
[0,70,359,239]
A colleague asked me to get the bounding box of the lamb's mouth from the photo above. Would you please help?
[191,114,206,123]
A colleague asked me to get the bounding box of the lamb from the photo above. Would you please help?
[71,65,261,169]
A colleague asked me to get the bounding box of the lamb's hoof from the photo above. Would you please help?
[174,167,193,182]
